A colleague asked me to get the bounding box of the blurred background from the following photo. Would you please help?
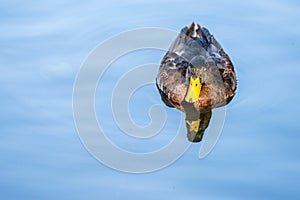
[1,0,300,199]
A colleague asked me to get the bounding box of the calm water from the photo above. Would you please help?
[1,0,300,199]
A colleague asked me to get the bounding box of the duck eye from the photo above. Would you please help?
[196,84,198,87]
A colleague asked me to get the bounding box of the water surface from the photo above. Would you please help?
[1,0,300,199]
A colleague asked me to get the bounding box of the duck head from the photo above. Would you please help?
[184,56,207,103]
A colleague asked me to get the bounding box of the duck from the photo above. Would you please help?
[156,22,236,142]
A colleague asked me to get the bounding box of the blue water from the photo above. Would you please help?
[1,0,300,199]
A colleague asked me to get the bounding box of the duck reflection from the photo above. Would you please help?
[183,101,212,142]
[185,111,211,142]
[156,22,236,142]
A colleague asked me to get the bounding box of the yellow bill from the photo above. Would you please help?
[185,76,202,103]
